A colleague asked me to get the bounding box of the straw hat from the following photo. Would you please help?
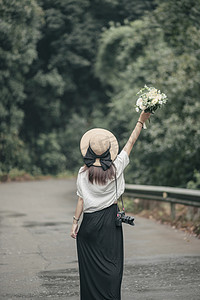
[80,128,119,167]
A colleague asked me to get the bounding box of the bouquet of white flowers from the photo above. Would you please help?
[135,85,168,129]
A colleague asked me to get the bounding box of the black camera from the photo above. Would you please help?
[115,211,135,227]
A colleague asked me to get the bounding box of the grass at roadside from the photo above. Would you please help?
[122,197,200,239]
[0,168,76,183]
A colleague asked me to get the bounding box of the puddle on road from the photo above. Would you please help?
[8,213,27,218]
[1,268,80,299]
[0,210,27,218]
[0,211,27,228]
[23,221,70,227]
[38,268,79,298]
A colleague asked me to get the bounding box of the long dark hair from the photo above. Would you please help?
[82,163,115,185]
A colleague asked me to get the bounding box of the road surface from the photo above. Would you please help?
[0,179,200,299]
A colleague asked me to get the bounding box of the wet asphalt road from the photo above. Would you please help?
[0,179,200,300]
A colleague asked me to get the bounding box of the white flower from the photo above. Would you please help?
[136,97,146,110]
[152,94,162,104]
[151,97,159,105]
[140,104,146,110]
[135,107,140,112]
[136,97,143,107]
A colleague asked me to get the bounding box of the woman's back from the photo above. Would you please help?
[76,149,129,213]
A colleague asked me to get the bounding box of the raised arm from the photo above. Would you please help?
[123,111,151,156]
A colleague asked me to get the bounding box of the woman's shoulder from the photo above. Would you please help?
[113,149,130,173]
[114,149,129,163]
[78,165,86,175]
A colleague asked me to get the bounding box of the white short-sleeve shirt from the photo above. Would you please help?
[76,149,130,213]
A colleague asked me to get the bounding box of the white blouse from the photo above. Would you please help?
[76,149,130,213]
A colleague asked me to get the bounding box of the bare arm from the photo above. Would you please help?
[71,197,83,239]
[123,111,151,156]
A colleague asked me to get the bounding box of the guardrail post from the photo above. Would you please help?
[170,203,176,220]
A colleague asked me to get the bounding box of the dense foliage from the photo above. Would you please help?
[95,0,200,188]
[0,0,199,188]
[0,0,43,173]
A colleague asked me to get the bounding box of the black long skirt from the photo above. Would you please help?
[76,203,123,300]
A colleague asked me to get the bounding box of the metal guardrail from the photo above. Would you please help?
[124,184,200,219]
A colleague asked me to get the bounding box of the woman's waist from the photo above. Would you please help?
[83,202,117,215]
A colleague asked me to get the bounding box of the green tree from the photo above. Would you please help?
[0,0,43,172]
[0,0,158,176]
[20,0,156,173]
[34,132,67,174]
[95,0,200,187]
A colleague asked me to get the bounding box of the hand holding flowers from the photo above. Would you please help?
[138,111,151,124]
[135,85,168,129]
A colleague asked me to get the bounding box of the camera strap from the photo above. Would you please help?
[113,163,125,213]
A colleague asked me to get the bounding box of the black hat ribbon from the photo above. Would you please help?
[83,145,112,171]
